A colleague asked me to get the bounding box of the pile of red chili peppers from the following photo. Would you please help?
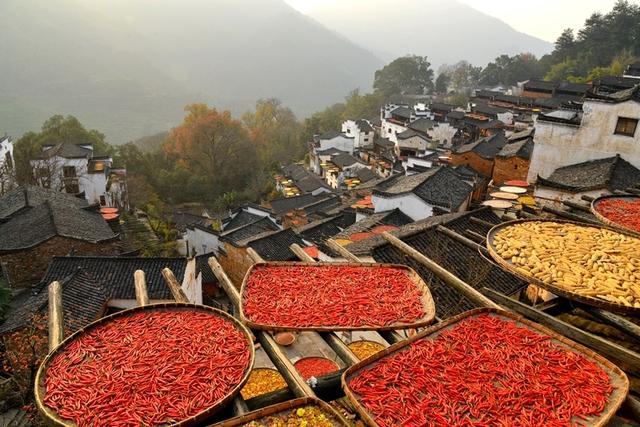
[243,265,426,327]
[294,357,339,380]
[595,197,640,232]
[348,314,613,426]
[43,310,251,426]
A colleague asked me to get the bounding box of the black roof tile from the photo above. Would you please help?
[244,229,305,261]
[220,217,280,245]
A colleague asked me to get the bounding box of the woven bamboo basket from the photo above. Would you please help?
[591,194,640,238]
[211,396,349,426]
[34,303,256,427]
[486,218,640,314]
[239,262,436,331]
[293,356,340,380]
[347,340,386,361]
[341,308,629,427]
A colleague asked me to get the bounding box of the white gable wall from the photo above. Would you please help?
[372,193,434,220]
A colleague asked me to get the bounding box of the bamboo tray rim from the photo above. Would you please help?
[34,302,256,427]
[239,261,436,331]
[486,218,640,314]
[209,396,350,426]
[591,194,640,238]
[341,308,629,427]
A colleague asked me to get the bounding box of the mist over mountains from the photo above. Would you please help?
[1,0,551,143]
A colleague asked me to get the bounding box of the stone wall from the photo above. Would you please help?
[492,157,531,185]
[217,243,252,289]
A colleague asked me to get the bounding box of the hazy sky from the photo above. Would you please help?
[284,0,629,42]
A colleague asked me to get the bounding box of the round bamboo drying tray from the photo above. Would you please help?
[591,194,640,238]
[210,396,349,426]
[341,308,629,427]
[486,218,640,314]
[239,262,436,331]
[347,340,386,361]
[34,303,255,427]
[294,356,340,380]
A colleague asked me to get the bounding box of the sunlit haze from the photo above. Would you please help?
[285,0,630,42]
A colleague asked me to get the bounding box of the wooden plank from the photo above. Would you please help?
[541,206,602,225]
[133,270,149,307]
[581,195,596,203]
[468,216,496,229]
[580,305,640,342]
[625,187,640,196]
[161,268,189,303]
[378,330,405,344]
[246,248,264,264]
[482,288,640,372]
[326,239,361,262]
[381,232,501,310]
[289,244,314,262]
[463,229,486,245]
[48,281,64,351]
[562,200,591,213]
[208,257,240,307]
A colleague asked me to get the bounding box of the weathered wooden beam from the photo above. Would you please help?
[289,243,314,263]
[463,229,486,245]
[208,256,315,397]
[468,217,496,229]
[482,288,640,372]
[208,257,240,307]
[579,305,640,342]
[501,214,517,221]
[382,232,501,310]
[436,225,489,255]
[541,206,601,225]
[621,395,640,422]
[161,268,189,303]
[326,239,361,262]
[581,195,595,203]
[562,200,591,213]
[134,270,149,307]
[246,248,265,264]
[518,210,538,219]
[378,330,405,344]
[625,187,640,195]
[48,281,64,351]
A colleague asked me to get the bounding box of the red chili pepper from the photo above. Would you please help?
[596,198,640,232]
[347,314,614,427]
[244,265,426,328]
[43,310,251,426]
[293,357,339,380]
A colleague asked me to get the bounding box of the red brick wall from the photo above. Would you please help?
[492,157,531,185]
[0,236,120,288]
[450,152,494,178]
[218,244,252,289]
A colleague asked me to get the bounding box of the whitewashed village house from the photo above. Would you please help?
[30,142,127,208]
[0,135,15,194]
[342,119,375,149]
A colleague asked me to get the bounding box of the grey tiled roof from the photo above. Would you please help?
[0,200,116,251]
[335,209,413,240]
[220,217,279,245]
[245,229,306,261]
[412,167,473,211]
[390,106,412,119]
[355,119,373,132]
[397,128,430,141]
[537,155,640,192]
[455,133,508,159]
[39,256,200,300]
[0,186,87,220]
[497,138,533,160]
[331,152,361,168]
[408,118,436,132]
[32,142,95,160]
[269,193,335,216]
[224,210,264,231]
[356,167,377,183]
[0,269,109,334]
[281,164,331,193]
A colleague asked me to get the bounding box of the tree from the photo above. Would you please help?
[164,104,259,204]
[448,61,482,93]
[544,59,581,82]
[480,53,542,86]
[373,55,434,96]
[552,28,576,62]
[242,98,303,169]
[434,73,450,94]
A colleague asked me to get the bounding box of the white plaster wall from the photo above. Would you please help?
[372,193,433,220]
[529,100,640,181]
[83,173,107,205]
[397,136,429,154]
[186,227,220,256]
[319,136,355,154]
[0,138,13,167]
[380,120,407,143]
[428,123,457,147]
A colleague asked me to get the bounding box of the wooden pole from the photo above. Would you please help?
[161,268,189,303]
[436,226,489,256]
[581,195,596,203]
[561,200,591,213]
[289,243,314,262]
[134,270,149,307]
[48,281,64,351]
[462,229,486,245]
[579,305,640,342]
[468,217,496,229]
[483,288,640,372]
[246,248,264,264]
[207,256,315,397]
[381,232,501,310]
[541,206,601,225]
[625,187,640,195]
[326,239,361,262]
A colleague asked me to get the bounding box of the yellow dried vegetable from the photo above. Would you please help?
[348,341,385,360]
[240,369,288,400]
[493,221,640,307]
[243,405,340,426]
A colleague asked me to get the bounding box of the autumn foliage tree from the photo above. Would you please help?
[164,104,259,204]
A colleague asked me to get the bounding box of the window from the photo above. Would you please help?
[364,138,369,142]
[65,181,80,194]
[63,166,77,178]
[614,117,638,137]
[99,195,106,206]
